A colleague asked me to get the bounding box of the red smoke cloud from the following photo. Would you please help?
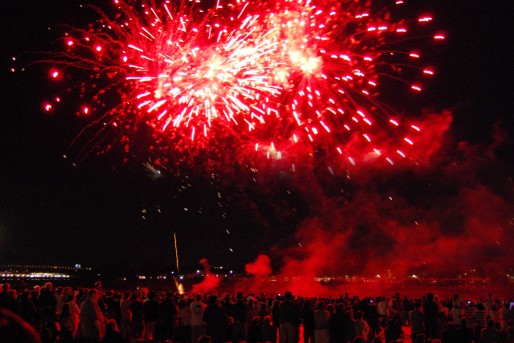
[242,109,513,287]
[245,254,272,276]
[194,109,513,297]
[191,258,221,294]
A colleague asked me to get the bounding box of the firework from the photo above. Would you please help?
[40,0,443,171]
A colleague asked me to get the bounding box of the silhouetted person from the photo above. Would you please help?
[261,315,275,343]
[456,318,474,343]
[0,283,18,313]
[18,291,39,328]
[203,296,227,343]
[190,294,207,343]
[119,291,131,339]
[330,302,350,343]
[143,291,160,341]
[402,296,414,326]
[176,298,192,343]
[424,293,440,339]
[409,301,425,341]
[160,291,179,342]
[300,299,315,343]
[247,316,263,343]
[80,289,106,343]
[314,301,330,343]
[279,291,301,343]
[481,319,501,343]
[441,322,458,343]
[60,301,73,343]
[39,283,56,322]
[473,303,487,341]
[231,292,250,343]
[130,293,144,339]
[353,310,370,342]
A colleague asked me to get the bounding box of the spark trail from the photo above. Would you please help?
[39,0,444,172]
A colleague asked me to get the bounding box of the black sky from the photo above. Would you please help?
[0,0,513,271]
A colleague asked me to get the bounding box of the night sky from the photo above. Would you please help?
[1,0,513,275]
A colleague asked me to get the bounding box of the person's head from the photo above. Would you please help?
[106,319,119,332]
[487,319,495,328]
[316,301,325,310]
[414,333,426,343]
[284,291,293,300]
[251,316,261,326]
[195,294,202,301]
[208,295,218,306]
[63,287,72,296]
[33,285,41,295]
[335,302,345,313]
[0,308,41,343]
[88,289,100,301]
[198,335,212,343]
[354,310,364,320]
[237,292,244,300]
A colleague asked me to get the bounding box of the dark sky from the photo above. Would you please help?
[0,0,513,274]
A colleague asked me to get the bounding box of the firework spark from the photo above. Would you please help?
[40,0,443,171]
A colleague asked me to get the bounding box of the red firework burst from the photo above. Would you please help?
[41,0,444,171]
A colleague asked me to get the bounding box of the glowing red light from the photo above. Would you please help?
[50,69,60,79]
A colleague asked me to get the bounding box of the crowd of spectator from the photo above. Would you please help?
[1,280,513,343]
